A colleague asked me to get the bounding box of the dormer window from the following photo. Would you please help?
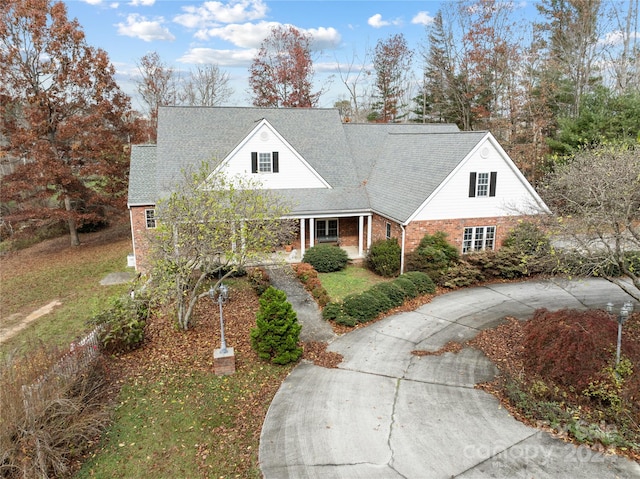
[251,151,279,173]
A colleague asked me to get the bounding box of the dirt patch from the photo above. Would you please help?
[0,300,62,344]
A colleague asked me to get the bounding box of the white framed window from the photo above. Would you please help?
[469,172,497,197]
[462,226,496,253]
[251,151,279,174]
[145,209,156,229]
[259,152,272,172]
[386,222,392,239]
[477,173,489,196]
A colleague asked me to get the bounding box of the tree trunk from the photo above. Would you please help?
[64,196,81,246]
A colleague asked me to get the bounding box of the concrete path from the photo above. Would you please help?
[267,265,335,342]
[260,278,640,478]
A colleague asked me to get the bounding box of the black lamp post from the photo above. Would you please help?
[606,301,633,366]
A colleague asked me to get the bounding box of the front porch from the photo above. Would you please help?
[278,245,362,264]
[291,215,373,261]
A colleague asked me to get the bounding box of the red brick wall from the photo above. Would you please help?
[404,216,521,253]
[371,213,402,244]
[130,206,155,273]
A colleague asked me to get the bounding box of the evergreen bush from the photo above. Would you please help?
[343,291,391,323]
[302,244,348,273]
[392,277,418,299]
[405,231,459,281]
[400,271,436,295]
[366,239,401,277]
[250,287,302,365]
[369,282,406,308]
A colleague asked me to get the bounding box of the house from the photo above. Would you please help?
[127,106,548,273]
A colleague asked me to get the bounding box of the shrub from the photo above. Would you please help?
[369,282,406,308]
[405,231,459,281]
[366,239,401,277]
[322,302,357,326]
[0,343,109,478]
[343,291,392,323]
[400,271,436,295]
[442,260,486,288]
[250,287,302,365]
[522,309,624,392]
[302,244,349,273]
[91,294,149,353]
[392,277,418,299]
[247,267,270,296]
[293,262,318,283]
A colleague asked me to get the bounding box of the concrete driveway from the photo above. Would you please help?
[259,278,640,478]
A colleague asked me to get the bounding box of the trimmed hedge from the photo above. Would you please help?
[369,282,406,308]
[393,277,418,299]
[303,244,349,273]
[400,271,436,295]
[343,291,392,323]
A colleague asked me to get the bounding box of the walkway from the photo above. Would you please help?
[259,277,640,478]
[266,265,335,342]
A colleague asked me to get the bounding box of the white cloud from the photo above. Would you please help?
[194,21,341,51]
[368,13,389,28]
[177,47,256,67]
[174,0,267,29]
[81,0,103,5]
[116,14,176,42]
[129,0,155,5]
[367,13,401,29]
[412,11,434,26]
[305,27,342,50]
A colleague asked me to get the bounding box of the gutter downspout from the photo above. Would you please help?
[400,224,406,274]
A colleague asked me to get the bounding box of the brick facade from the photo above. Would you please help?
[130,206,155,273]
[404,216,521,253]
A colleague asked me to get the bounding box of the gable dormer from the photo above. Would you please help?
[215,119,330,189]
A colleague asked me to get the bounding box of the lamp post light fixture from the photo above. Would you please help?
[605,301,634,367]
[209,283,229,354]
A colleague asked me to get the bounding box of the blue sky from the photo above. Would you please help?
[63,0,536,109]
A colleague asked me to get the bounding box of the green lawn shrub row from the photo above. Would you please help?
[323,271,435,326]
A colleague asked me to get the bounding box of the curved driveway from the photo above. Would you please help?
[260,278,640,478]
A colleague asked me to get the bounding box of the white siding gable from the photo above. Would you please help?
[216,119,330,189]
[410,133,546,222]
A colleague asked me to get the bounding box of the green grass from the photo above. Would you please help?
[318,264,390,301]
[76,363,291,479]
[0,237,132,357]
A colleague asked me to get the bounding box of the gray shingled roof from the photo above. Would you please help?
[128,107,488,223]
[155,107,358,198]
[360,131,487,222]
[127,144,157,206]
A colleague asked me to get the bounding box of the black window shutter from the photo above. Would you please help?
[489,171,497,197]
[251,152,258,173]
[272,152,279,173]
[468,172,477,197]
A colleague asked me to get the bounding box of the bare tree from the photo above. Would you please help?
[135,51,179,141]
[334,47,373,122]
[180,64,233,106]
[540,145,640,300]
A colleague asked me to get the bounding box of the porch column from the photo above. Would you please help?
[367,214,372,249]
[299,218,306,258]
[309,217,315,247]
[358,215,364,257]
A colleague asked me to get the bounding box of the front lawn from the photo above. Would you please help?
[318,264,389,300]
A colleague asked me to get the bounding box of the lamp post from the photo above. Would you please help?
[605,301,634,366]
[209,283,229,354]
